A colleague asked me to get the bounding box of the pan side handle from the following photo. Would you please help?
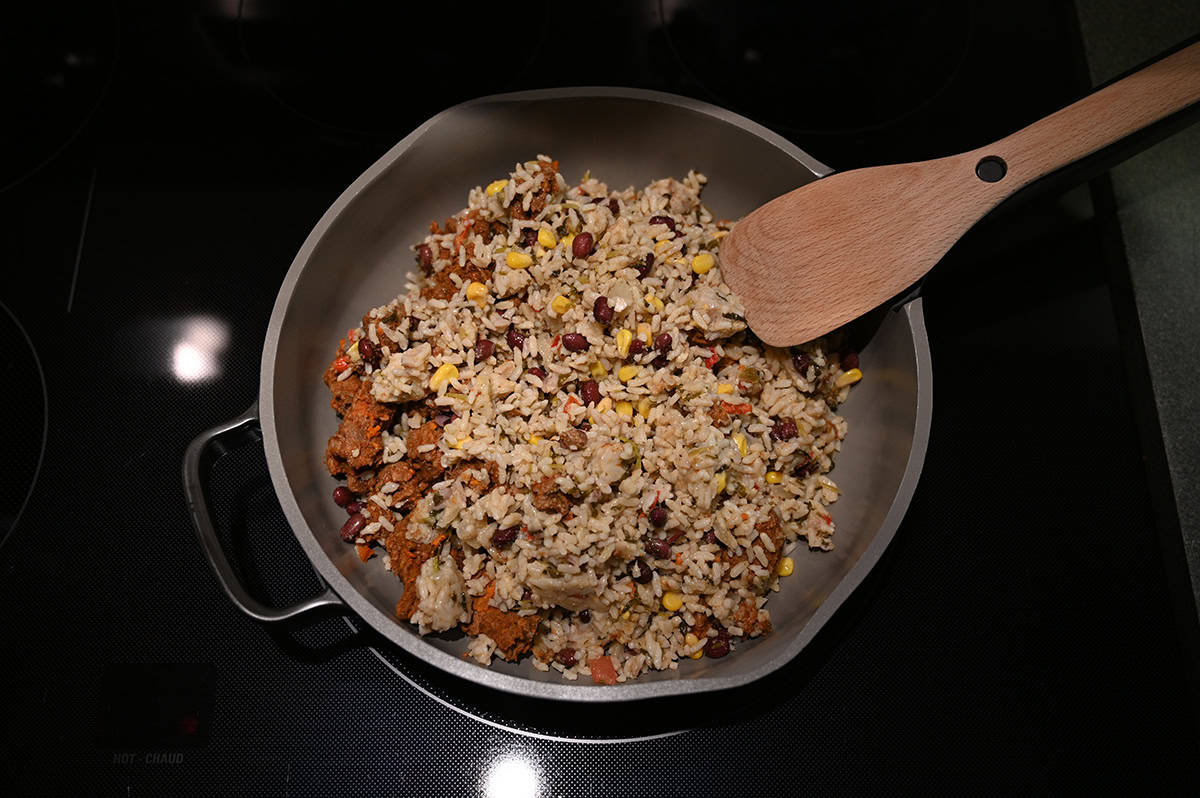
[182,402,345,622]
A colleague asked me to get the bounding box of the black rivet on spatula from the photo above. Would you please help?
[975,155,1007,182]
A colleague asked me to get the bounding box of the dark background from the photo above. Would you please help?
[1,1,1197,795]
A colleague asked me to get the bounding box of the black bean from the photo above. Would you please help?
[704,635,731,659]
[636,252,653,279]
[842,351,859,370]
[653,333,672,353]
[475,338,495,361]
[593,296,613,324]
[649,505,668,528]
[652,354,669,369]
[522,228,538,248]
[607,198,619,215]
[792,351,812,375]
[555,648,578,667]
[579,609,592,623]
[346,501,365,515]
[572,232,595,259]
[417,243,433,269]
[333,486,353,507]
[492,527,519,548]
[580,379,601,406]
[340,513,366,542]
[506,327,525,351]
[358,337,380,367]
[702,529,718,545]
[527,366,547,380]
[648,215,676,232]
[628,339,646,356]
[562,332,590,352]
[644,538,671,559]
[770,417,798,442]
[631,558,654,584]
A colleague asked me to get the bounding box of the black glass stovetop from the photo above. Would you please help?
[2,1,1197,794]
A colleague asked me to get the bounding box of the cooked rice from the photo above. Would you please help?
[324,156,859,683]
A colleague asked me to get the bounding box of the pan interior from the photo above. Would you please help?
[264,91,924,697]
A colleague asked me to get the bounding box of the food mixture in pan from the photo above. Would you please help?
[322,156,863,683]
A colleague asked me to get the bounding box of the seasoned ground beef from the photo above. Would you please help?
[462,582,543,661]
[530,475,571,516]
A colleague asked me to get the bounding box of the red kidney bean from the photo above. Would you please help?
[492,527,519,548]
[340,513,366,542]
[702,529,719,545]
[579,609,591,623]
[644,538,671,559]
[522,228,538,248]
[572,232,594,259]
[653,333,672,353]
[607,198,619,215]
[652,354,669,369]
[527,366,547,379]
[358,337,380,368]
[562,332,589,352]
[791,351,812,375]
[593,296,613,324]
[770,417,798,442]
[648,215,676,232]
[333,486,353,507]
[636,253,653,279]
[506,327,525,351]
[555,648,578,667]
[631,558,654,584]
[842,351,859,370]
[475,338,495,361]
[649,505,668,528]
[347,501,366,516]
[580,379,601,406]
[704,634,731,659]
[417,243,432,269]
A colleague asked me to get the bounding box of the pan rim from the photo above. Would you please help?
[259,86,929,702]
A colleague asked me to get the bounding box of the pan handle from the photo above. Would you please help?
[183,402,345,623]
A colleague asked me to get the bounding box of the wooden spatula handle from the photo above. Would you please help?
[974,40,1200,194]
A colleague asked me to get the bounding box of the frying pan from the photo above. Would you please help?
[183,87,932,702]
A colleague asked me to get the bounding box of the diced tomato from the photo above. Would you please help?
[703,348,720,368]
[356,544,374,563]
[590,655,619,685]
[551,334,561,348]
[720,401,752,415]
[334,356,351,372]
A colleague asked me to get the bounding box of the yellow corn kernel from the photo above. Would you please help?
[715,472,727,493]
[835,367,863,388]
[691,252,715,274]
[654,239,673,255]
[348,340,360,362]
[765,470,783,484]
[506,251,533,270]
[636,323,652,343]
[562,233,576,252]
[429,363,459,391]
[614,329,633,357]
[485,179,508,196]
[618,365,639,383]
[615,401,634,418]
[451,437,469,450]
[537,227,557,248]
[550,294,573,315]
[645,293,664,313]
[662,591,684,612]
[595,397,613,413]
[465,281,489,306]
[636,397,652,419]
[776,556,795,577]
[621,609,631,620]
[712,230,729,240]
[528,435,542,445]
[716,383,734,394]
[589,361,608,379]
[685,633,704,659]
[732,432,748,458]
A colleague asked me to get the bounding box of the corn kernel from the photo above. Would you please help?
[645,293,664,312]
[637,323,652,343]
[654,239,673,255]
[685,633,704,659]
[662,591,684,612]
[429,363,459,391]
[712,230,729,240]
[636,397,652,419]
[537,227,557,248]
[765,471,783,484]
[485,179,508,196]
[715,472,727,493]
[615,401,633,418]
[506,251,533,269]
[451,437,469,450]
[590,361,608,378]
[716,383,734,394]
[528,435,542,445]
[618,365,638,383]
[550,294,573,315]
[465,281,489,307]
[732,432,748,458]
[348,340,360,362]
[776,556,795,577]
[835,367,863,388]
[691,252,715,274]
[620,609,631,620]
[562,233,576,252]
[614,329,633,357]
[595,397,613,413]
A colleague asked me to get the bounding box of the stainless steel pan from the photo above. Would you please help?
[184,87,932,701]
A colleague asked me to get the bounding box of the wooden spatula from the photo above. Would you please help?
[721,41,1200,346]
